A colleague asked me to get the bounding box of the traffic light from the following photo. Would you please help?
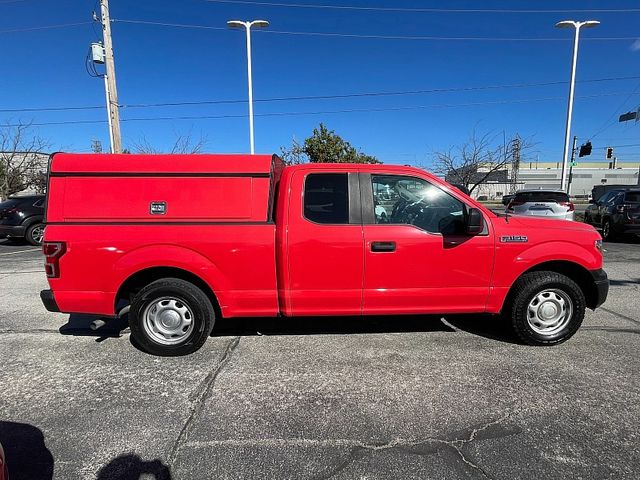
[606,147,614,159]
[578,141,592,157]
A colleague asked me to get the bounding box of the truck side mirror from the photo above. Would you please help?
[466,207,484,235]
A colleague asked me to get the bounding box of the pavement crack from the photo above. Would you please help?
[0,328,61,335]
[600,306,640,326]
[166,336,240,466]
[310,412,519,480]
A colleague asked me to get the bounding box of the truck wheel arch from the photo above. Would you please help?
[502,260,599,312]
[114,266,222,319]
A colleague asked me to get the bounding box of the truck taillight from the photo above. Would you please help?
[560,201,575,212]
[43,242,66,278]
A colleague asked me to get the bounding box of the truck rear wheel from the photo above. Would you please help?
[129,278,215,356]
[507,271,585,346]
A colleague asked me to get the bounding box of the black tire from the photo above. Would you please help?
[602,219,616,242]
[506,271,585,346]
[129,278,215,356]
[25,222,45,246]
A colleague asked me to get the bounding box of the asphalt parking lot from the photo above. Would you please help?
[1,237,639,479]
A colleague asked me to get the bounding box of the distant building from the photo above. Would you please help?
[443,161,640,200]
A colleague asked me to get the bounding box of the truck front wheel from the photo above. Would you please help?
[507,271,585,346]
[129,278,215,356]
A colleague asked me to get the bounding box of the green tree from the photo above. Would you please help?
[281,123,380,165]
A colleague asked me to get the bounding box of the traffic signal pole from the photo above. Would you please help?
[567,135,577,195]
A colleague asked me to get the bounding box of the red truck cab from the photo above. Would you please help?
[41,153,608,355]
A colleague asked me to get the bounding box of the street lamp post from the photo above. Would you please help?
[227,19,269,155]
[555,19,600,191]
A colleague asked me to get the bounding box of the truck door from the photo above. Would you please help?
[284,171,364,316]
[361,173,494,314]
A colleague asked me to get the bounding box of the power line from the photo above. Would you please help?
[3,75,640,114]
[8,91,639,127]
[592,143,640,149]
[589,80,640,139]
[206,0,640,14]
[112,19,636,41]
[0,21,93,34]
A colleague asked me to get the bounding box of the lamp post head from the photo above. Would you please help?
[555,20,578,29]
[227,20,246,29]
[555,20,600,29]
[227,19,270,30]
[581,20,600,28]
[250,20,270,29]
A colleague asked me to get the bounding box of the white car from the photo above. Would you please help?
[506,189,575,220]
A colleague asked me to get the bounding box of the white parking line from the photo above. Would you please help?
[0,248,41,256]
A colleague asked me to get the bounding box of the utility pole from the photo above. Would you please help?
[567,135,577,195]
[100,0,122,153]
[510,137,521,194]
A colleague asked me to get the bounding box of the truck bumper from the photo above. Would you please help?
[40,289,60,312]
[590,269,609,309]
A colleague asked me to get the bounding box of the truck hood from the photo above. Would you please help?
[506,215,597,234]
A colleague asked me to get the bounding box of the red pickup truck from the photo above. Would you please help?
[40,153,608,356]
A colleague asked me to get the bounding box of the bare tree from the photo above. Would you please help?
[130,130,208,154]
[432,130,534,194]
[0,121,51,200]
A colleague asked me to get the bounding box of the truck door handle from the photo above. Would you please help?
[371,241,396,252]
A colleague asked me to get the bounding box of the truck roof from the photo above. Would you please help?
[50,153,278,175]
[283,163,427,175]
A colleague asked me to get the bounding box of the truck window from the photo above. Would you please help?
[372,175,465,234]
[304,173,349,224]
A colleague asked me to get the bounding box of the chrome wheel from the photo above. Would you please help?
[30,224,44,244]
[602,221,611,240]
[142,296,194,345]
[527,289,573,336]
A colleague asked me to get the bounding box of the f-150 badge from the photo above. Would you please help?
[500,235,528,243]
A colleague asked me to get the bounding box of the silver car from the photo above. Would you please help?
[506,189,575,220]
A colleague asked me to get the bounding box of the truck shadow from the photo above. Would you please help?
[213,313,519,344]
[58,313,519,345]
[59,314,129,342]
[0,421,54,480]
[213,314,454,336]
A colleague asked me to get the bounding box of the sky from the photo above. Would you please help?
[0,0,639,167]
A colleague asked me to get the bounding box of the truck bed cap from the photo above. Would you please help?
[50,153,276,175]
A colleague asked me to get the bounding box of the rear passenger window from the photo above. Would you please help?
[304,173,349,224]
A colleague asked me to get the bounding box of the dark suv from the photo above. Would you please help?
[0,195,46,245]
[584,188,640,241]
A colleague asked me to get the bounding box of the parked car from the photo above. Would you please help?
[506,190,575,220]
[584,188,640,241]
[41,153,607,355]
[0,441,7,480]
[591,184,638,204]
[0,195,46,245]
[502,194,515,206]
